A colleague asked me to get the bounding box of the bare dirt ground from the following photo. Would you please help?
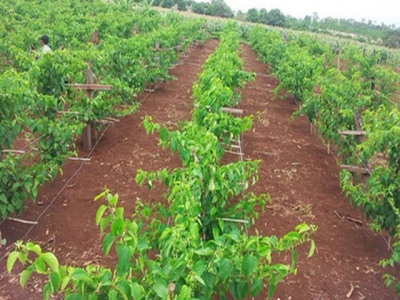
[0,39,398,299]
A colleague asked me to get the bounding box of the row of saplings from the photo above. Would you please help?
[7,23,315,300]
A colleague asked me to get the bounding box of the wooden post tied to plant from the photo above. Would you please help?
[145,42,166,93]
[66,67,112,152]
[220,107,244,161]
[91,30,99,46]
[339,112,371,182]
[177,36,185,53]
[337,46,342,70]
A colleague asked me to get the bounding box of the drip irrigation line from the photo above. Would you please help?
[0,40,203,262]
[298,98,394,251]
[0,124,111,263]
[341,137,372,175]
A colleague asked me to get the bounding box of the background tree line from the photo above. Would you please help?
[130,0,400,48]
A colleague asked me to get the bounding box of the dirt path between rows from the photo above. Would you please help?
[0,40,398,300]
[238,43,398,299]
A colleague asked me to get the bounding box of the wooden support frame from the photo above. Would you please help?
[220,107,245,160]
[339,113,371,183]
[221,107,243,114]
[66,66,112,152]
[338,130,366,136]
[340,165,370,175]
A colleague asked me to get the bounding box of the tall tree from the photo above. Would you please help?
[161,0,174,8]
[235,10,246,22]
[177,0,187,11]
[266,8,285,27]
[245,8,259,23]
[191,1,209,14]
[259,8,268,24]
[382,28,400,48]
[151,0,162,5]
[207,0,233,18]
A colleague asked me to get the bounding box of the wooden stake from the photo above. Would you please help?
[7,217,38,225]
[337,46,342,69]
[2,150,25,154]
[346,283,355,298]
[217,218,249,224]
[347,216,363,226]
[67,157,91,162]
[334,210,343,220]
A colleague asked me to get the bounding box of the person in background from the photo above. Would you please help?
[31,34,52,59]
[39,34,51,53]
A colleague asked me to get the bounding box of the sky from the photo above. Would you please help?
[198,0,400,27]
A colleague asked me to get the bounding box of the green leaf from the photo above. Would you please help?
[72,268,94,285]
[138,238,149,251]
[153,278,168,299]
[295,223,310,234]
[43,282,51,300]
[41,252,59,273]
[193,260,207,276]
[115,207,124,219]
[107,193,118,207]
[117,245,132,276]
[159,128,168,141]
[268,282,276,298]
[111,217,125,236]
[49,272,61,293]
[194,274,206,286]
[208,178,215,191]
[100,216,111,232]
[219,257,232,281]
[257,245,271,258]
[202,271,215,290]
[66,294,81,300]
[250,278,263,297]
[194,248,214,256]
[35,257,47,274]
[236,280,248,299]
[117,281,131,300]
[96,204,107,226]
[131,282,142,300]
[308,240,315,258]
[228,281,238,300]
[193,167,203,179]
[7,251,20,273]
[94,190,107,201]
[103,233,115,256]
[26,242,42,255]
[108,289,118,300]
[241,255,258,277]
[60,275,71,291]
[20,265,34,288]
[189,222,199,241]
[0,193,7,204]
